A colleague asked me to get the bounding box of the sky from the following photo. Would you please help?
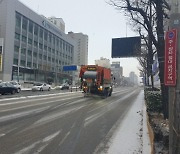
[19,0,140,77]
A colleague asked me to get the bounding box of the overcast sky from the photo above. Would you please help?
[19,0,140,77]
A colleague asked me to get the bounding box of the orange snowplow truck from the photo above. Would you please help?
[79,65,113,97]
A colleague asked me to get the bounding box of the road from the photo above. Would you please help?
[0,87,141,154]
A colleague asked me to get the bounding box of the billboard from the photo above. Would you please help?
[63,65,77,71]
[164,29,177,86]
[112,36,141,58]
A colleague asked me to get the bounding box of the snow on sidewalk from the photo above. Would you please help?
[105,90,151,154]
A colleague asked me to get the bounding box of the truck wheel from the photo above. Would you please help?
[109,89,112,96]
[103,89,108,98]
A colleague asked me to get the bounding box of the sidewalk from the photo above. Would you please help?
[106,90,152,154]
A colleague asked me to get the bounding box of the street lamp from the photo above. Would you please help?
[17,47,21,82]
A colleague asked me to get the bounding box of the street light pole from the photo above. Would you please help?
[17,47,21,82]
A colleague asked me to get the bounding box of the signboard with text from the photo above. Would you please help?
[164,29,177,86]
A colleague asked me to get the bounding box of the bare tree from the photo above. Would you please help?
[108,0,170,119]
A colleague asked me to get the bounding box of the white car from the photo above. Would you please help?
[9,81,21,93]
[32,83,51,91]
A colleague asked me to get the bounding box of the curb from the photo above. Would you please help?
[146,106,155,154]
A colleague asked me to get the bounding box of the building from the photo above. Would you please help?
[95,57,110,68]
[0,0,75,84]
[68,32,88,66]
[48,17,65,33]
[129,71,138,85]
[111,61,123,86]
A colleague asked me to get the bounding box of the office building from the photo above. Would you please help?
[95,57,110,68]
[48,17,65,33]
[68,32,88,66]
[0,0,75,83]
[129,71,138,85]
[111,61,123,85]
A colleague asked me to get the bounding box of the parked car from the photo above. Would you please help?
[32,83,51,91]
[0,82,18,95]
[9,81,21,93]
[60,83,70,90]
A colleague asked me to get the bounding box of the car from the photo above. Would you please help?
[55,83,70,90]
[9,81,21,93]
[60,83,70,90]
[32,83,51,91]
[0,82,18,95]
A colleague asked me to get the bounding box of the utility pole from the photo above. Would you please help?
[169,0,180,153]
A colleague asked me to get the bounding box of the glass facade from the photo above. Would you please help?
[13,12,74,83]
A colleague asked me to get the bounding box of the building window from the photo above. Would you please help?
[48,47,51,52]
[34,41,38,47]
[29,21,33,33]
[13,58,18,65]
[48,57,51,62]
[63,41,65,50]
[20,60,25,67]
[15,33,20,40]
[44,45,47,51]
[27,62,32,68]
[44,31,47,41]
[56,39,59,47]
[48,34,51,43]
[33,52,37,58]
[21,48,26,55]
[28,38,32,45]
[22,18,27,30]
[39,28,43,38]
[38,64,42,70]
[15,14,21,28]
[39,43,43,49]
[43,55,47,60]
[60,40,62,48]
[22,36,27,42]
[28,50,32,56]
[39,54,42,59]
[14,45,19,53]
[53,36,55,45]
[34,24,38,36]
[33,63,37,68]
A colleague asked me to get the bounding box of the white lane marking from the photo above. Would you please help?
[33,105,85,127]
[0,106,50,123]
[42,131,61,142]
[0,91,82,102]
[59,131,71,146]
[14,141,38,154]
[84,91,137,127]
[0,93,82,106]
[0,133,5,137]
[84,112,104,127]
[14,130,61,154]
[0,95,83,112]
[0,97,27,102]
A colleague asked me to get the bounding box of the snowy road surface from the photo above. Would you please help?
[101,90,151,154]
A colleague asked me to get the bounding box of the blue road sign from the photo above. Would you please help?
[63,65,77,71]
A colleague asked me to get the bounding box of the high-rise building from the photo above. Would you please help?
[0,0,75,83]
[48,17,65,33]
[95,57,110,68]
[68,32,88,66]
[111,61,123,85]
[129,71,138,85]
